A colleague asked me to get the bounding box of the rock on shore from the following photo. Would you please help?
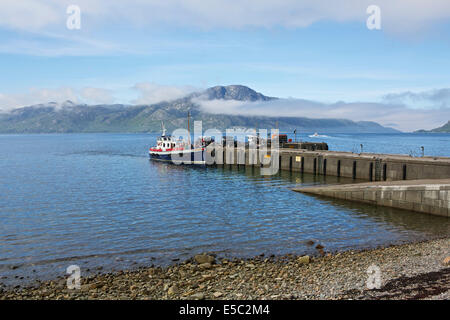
[0,238,449,300]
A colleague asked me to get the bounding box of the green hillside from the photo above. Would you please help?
[416,121,450,133]
[0,85,399,134]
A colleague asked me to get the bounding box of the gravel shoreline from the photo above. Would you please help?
[1,238,449,300]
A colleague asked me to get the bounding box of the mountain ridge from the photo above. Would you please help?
[0,85,399,134]
[416,121,450,133]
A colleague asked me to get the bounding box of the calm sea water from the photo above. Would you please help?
[0,133,449,285]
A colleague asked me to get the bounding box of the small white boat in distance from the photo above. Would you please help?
[308,132,328,138]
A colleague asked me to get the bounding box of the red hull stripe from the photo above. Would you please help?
[149,148,205,153]
[149,148,185,152]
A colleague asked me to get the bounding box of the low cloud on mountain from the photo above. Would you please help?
[79,87,115,105]
[0,83,200,111]
[0,87,80,111]
[194,94,450,132]
[132,83,198,105]
[1,84,450,132]
[0,86,117,111]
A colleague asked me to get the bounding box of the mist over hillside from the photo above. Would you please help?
[0,85,399,134]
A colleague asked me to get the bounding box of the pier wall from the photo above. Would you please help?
[277,150,450,181]
[209,147,450,182]
[294,179,450,217]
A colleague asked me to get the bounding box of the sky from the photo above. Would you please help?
[1,0,450,131]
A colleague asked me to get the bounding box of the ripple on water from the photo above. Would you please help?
[0,133,449,286]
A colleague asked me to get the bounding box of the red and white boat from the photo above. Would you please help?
[149,117,211,165]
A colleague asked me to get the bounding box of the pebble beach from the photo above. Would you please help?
[1,237,449,300]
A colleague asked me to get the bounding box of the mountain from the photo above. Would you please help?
[416,121,450,133]
[200,85,276,101]
[0,85,399,134]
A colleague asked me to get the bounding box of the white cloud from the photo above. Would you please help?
[0,30,130,57]
[132,82,197,105]
[383,88,450,108]
[194,96,450,132]
[80,87,114,104]
[0,0,61,31]
[0,86,116,111]
[1,0,449,56]
[0,83,196,111]
[0,87,79,111]
[1,0,450,34]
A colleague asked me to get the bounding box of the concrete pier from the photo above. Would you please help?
[278,149,450,181]
[208,148,450,181]
[205,146,450,217]
[293,179,450,217]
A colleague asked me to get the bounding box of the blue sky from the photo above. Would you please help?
[1,0,450,131]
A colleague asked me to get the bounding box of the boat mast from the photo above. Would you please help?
[161,120,166,137]
[187,111,191,147]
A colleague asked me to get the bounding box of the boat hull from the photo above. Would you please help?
[149,148,205,165]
